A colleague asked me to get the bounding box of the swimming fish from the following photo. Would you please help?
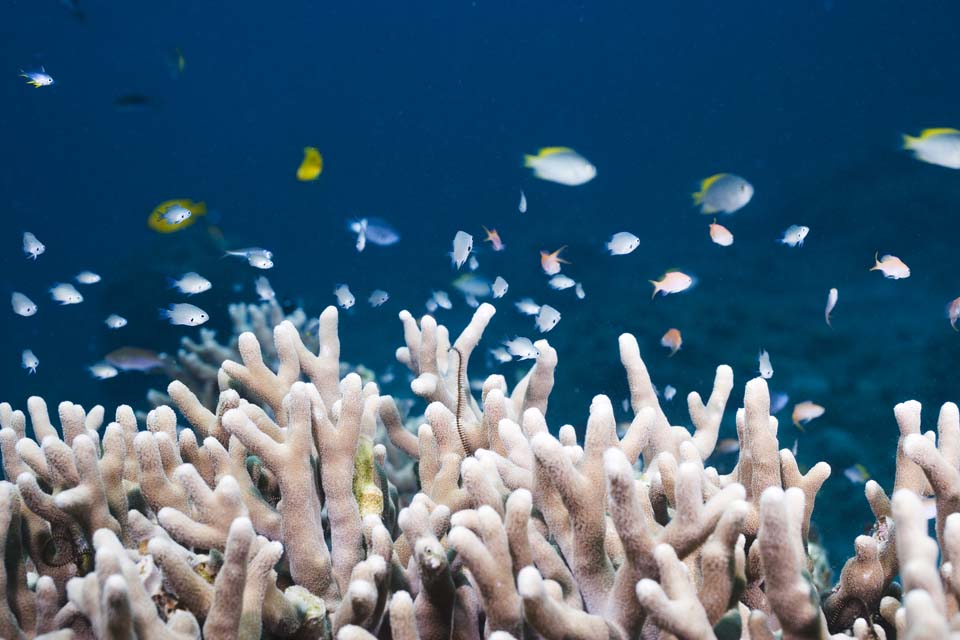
[535,304,561,333]
[368,289,390,307]
[431,291,452,310]
[524,147,597,186]
[21,350,38,374]
[49,283,83,305]
[692,173,753,214]
[353,221,367,252]
[549,274,577,291]
[451,231,473,269]
[715,438,740,455]
[948,297,960,331]
[844,464,870,484]
[540,246,570,275]
[296,147,323,181]
[660,328,682,356]
[503,337,540,360]
[709,220,734,247]
[758,350,773,379]
[662,385,676,401]
[483,226,505,251]
[825,288,838,327]
[792,401,825,429]
[254,276,275,302]
[104,314,127,329]
[870,253,910,279]
[902,128,960,169]
[11,293,37,317]
[23,232,45,259]
[606,232,639,256]
[452,274,491,298]
[334,284,355,309]
[347,218,400,248]
[168,272,212,296]
[770,391,790,415]
[519,191,527,213]
[160,303,209,326]
[515,298,540,316]
[779,225,809,247]
[575,282,586,300]
[20,68,54,88]
[489,347,513,364]
[88,362,119,380]
[492,276,508,298]
[225,247,274,269]
[425,299,438,313]
[464,294,479,308]
[105,347,165,372]
[147,199,207,233]
[75,271,101,284]
[650,271,695,298]
[468,255,480,271]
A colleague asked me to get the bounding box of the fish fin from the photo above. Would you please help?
[537,146,573,157]
[158,307,170,319]
[920,127,960,138]
[699,173,726,192]
[901,133,919,149]
[165,277,180,289]
[868,251,879,270]
[523,154,537,168]
[649,281,659,299]
[691,191,704,205]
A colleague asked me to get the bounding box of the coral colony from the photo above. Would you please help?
[0,302,957,639]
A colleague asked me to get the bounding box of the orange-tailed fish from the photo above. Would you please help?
[483,226,505,251]
[660,328,682,356]
[540,246,570,275]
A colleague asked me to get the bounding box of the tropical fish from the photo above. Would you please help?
[519,190,527,213]
[255,276,275,302]
[548,274,576,291]
[709,220,734,247]
[870,253,910,279]
[844,464,870,484]
[104,314,127,329]
[368,290,390,307]
[105,347,164,372]
[88,363,119,380]
[902,128,960,169]
[948,297,960,331]
[662,385,676,401]
[503,337,540,360]
[489,347,513,364]
[49,283,83,305]
[75,271,101,284]
[758,350,773,379]
[540,246,570,275]
[147,199,207,233]
[225,247,274,269]
[792,401,825,429]
[296,147,323,181]
[650,271,695,298]
[451,231,473,269]
[334,284,355,309]
[483,226,505,251]
[606,232,639,256]
[452,274,491,298]
[11,292,37,317]
[22,232,45,259]
[168,272,211,296]
[692,173,753,214]
[160,303,209,326]
[492,276,508,299]
[464,294,479,308]
[715,438,740,454]
[21,350,38,374]
[425,299,438,313]
[431,291,452,310]
[779,225,809,247]
[825,288,838,327]
[770,391,790,415]
[524,147,596,186]
[535,304,561,333]
[20,68,54,88]
[468,255,480,271]
[347,218,400,247]
[515,298,540,316]
[660,328,682,356]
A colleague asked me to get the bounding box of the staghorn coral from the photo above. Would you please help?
[0,304,958,638]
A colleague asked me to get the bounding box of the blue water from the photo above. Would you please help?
[3,0,960,571]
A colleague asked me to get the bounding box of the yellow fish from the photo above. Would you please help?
[147,199,207,233]
[297,147,323,181]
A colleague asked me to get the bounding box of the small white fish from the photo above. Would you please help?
[368,289,389,307]
[825,288,838,327]
[524,147,597,186]
[692,173,754,214]
[535,304,561,333]
[771,391,790,415]
[489,347,513,363]
[902,128,960,169]
[451,231,473,269]
[519,190,527,213]
[334,284,355,309]
[22,232,45,260]
[104,314,127,329]
[468,255,480,271]
[492,276,509,298]
[161,204,192,226]
[425,299,438,313]
[575,282,586,300]
[663,385,676,402]
[779,225,809,247]
[348,218,400,248]
[168,272,212,296]
[88,362,119,380]
[352,219,368,252]
[225,248,274,269]
[503,337,540,360]
[254,276,275,302]
[515,298,541,316]
[844,464,870,485]
[21,349,38,374]
[606,232,639,256]
[464,294,479,308]
[160,303,209,326]
[74,270,101,284]
[709,220,734,247]
[549,274,577,291]
[431,291,452,310]
[758,350,773,379]
[11,292,37,317]
[20,68,54,88]
[49,283,83,305]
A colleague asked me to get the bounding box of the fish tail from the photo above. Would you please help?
[165,277,180,289]
[158,307,170,320]
[523,154,537,168]
[901,133,919,149]
[649,281,659,299]
[691,190,704,205]
[868,251,879,270]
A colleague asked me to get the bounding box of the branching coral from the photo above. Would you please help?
[1,303,958,639]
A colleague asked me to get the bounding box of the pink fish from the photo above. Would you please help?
[650,271,695,298]
[540,246,570,275]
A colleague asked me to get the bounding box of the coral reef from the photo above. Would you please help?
[0,302,957,638]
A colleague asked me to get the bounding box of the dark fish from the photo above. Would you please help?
[105,347,165,372]
[113,93,162,111]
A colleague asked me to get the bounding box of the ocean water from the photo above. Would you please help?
[2,0,959,572]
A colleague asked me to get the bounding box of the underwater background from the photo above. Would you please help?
[2,0,959,573]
